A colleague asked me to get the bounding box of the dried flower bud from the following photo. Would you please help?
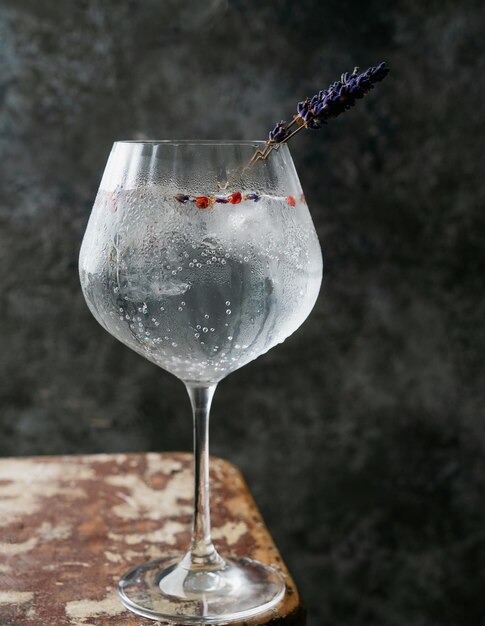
[268,121,289,143]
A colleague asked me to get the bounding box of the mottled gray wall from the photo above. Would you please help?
[1,1,485,624]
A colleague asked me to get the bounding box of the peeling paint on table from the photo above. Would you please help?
[0,453,305,625]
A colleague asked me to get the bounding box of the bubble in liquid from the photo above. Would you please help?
[202,327,208,333]
[181,302,186,306]
[189,262,194,268]
[226,309,231,315]
[172,342,178,347]
[210,328,215,332]
[228,336,233,340]
[204,314,209,319]
[171,270,177,275]
[225,301,231,306]
[194,333,200,338]
[196,324,201,330]
[178,307,183,311]
[244,256,249,262]
[221,259,226,265]
[196,263,202,268]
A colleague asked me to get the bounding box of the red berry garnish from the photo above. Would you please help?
[287,195,296,206]
[228,192,242,204]
[195,196,210,209]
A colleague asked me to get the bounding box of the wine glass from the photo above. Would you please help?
[79,140,323,624]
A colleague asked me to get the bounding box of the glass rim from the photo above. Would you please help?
[114,139,270,147]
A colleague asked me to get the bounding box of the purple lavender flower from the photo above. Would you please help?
[268,120,289,143]
[247,61,390,167]
[297,61,390,131]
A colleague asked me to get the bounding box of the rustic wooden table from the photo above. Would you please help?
[0,452,305,625]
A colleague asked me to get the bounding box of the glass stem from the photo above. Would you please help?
[185,383,224,570]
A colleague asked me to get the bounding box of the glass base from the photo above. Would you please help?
[118,554,286,624]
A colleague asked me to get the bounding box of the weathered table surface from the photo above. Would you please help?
[0,452,304,625]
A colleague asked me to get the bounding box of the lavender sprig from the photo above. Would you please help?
[249,61,390,166]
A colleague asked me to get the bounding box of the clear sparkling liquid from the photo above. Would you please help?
[80,190,322,383]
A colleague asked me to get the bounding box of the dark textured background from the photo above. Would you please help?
[1,1,485,624]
